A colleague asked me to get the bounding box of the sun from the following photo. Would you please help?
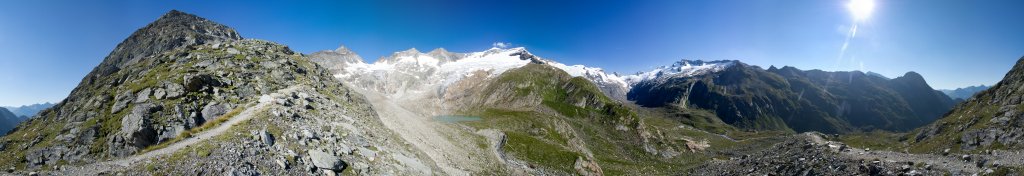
[847,0,876,21]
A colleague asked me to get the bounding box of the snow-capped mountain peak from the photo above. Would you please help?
[316,44,737,102]
[621,59,736,86]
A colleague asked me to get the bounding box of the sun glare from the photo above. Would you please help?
[847,0,875,21]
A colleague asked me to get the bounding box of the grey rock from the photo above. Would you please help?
[260,129,274,146]
[163,82,185,99]
[157,123,186,142]
[301,129,318,140]
[120,103,162,148]
[135,88,152,103]
[276,159,288,169]
[154,88,167,99]
[111,91,135,114]
[357,147,377,158]
[201,102,229,123]
[308,150,346,171]
[184,74,222,93]
[226,48,240,54]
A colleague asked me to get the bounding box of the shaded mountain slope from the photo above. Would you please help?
[0,107,19,134]
[629,61,955,134]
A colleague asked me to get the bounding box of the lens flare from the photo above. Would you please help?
[847,0,876,21]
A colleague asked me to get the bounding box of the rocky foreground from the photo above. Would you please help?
[694,133,1024,175]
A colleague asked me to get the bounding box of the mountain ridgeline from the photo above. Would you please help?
[2,102,55,118]
[911,56,1024,152]
[628,61,956,134]
[939,85,990,102]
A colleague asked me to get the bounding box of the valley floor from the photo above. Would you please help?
[351,87,509,175]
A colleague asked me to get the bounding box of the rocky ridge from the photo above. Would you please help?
[913,56,1024,153]
[0,10,436,175]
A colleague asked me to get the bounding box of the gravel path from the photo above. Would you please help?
[52,86,298,175]
[808,134,1024,174]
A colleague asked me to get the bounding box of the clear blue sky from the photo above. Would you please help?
[1,0,1022,106]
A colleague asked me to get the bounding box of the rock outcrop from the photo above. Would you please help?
[913,56,1024,152]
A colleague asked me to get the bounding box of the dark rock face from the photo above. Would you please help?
[184,74,222,93]
[510,49,544,64]
[629,62,955,134]
[913,56,1024,151]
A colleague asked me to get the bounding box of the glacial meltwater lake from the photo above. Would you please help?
[432,115,482,123]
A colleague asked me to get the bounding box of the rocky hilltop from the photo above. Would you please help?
[629,62,956,134]
[0,10,443,175]
[913,56,1024,152]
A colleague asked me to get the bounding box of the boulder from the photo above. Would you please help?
[183,74,222,93]
[308,150,346,171]
[120,103,162,148]
[24,147,68,168]
[260,129,275,146]
[201,102,229,123]
[111,91,135,114]
[227,48,240,54]
[163,82,185,99]
[154,88,167,99]
[135,88,152,103]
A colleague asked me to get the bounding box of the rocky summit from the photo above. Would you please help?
[2,8,1023,176]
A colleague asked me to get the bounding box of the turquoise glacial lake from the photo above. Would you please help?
[433,115,482,123]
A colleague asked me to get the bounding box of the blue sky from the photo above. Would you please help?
[1,0,1022,106]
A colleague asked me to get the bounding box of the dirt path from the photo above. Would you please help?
[803,134,987,174]
[55,86,298,175]
[841,147,980,174]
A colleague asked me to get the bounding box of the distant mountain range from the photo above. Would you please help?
[2,102,54,118]
[938,85,989,101]
[312,42,958,135]
[627,61,956,134]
